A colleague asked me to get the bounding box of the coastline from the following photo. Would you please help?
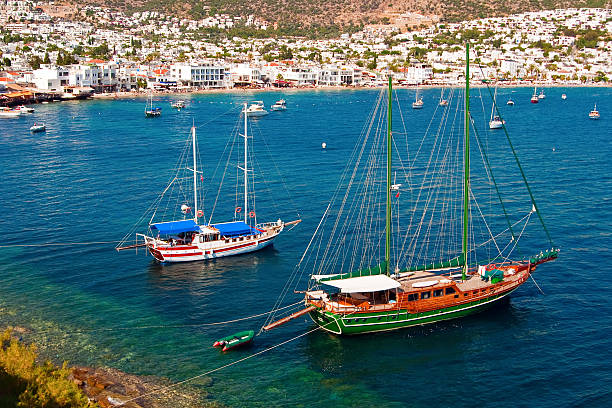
[2,325,218,408]
[92,82,612,99]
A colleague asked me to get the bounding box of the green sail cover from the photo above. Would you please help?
[404,254,465,272]
[318,263,386,282]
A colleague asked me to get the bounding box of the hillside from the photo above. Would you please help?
[69,0,610,31]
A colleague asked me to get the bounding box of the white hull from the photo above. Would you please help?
[141,222,284,263]
[489,121,503,129]
[270,106,286,111]
[0,111,22,118]
[246,110,269,117]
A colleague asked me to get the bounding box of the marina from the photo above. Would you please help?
[0,86,610,407]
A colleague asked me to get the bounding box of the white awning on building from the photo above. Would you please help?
[315,274,401,293]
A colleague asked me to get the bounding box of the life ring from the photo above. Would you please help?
[197,210,204,217]
[249,211,256,218]
[235,207,242,213]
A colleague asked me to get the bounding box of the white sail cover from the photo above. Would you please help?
[315,275,401,293]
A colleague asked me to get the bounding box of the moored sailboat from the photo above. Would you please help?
[118,104,300,262]
[262,43,558,336]
[145,92,161,117]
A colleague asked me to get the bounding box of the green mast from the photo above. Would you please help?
[462,43,470,281]
[386,75,392,276]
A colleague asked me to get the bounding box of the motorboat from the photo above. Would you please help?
[0,107,22,117]
[538,89,546,99]
[589,104,600,120]
[489,115,505,129]
[244,101,268,117]
[270,99,287,111]
[30,123,46,132]
[507,98,515,106]
[412,98,424,109]
[171,100,186,109]
[16,105,34,113]
[562,94,567,100]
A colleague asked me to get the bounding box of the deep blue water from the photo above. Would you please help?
[0,87,611,407]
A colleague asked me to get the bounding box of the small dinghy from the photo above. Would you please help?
[30,123,46,133]
[213,330,254,352]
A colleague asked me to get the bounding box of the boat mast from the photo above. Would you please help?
[386,75,392,276]
[192,125,199,222]
[243,103,248,224]
[462,42,470,281]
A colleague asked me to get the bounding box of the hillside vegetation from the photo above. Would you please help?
[71,0,610,29]
[0,329,94,408]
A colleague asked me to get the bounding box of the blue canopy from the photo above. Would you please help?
[151,220,199,235]
[212,221,260,237]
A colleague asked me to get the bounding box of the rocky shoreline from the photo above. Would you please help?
[4,325,220,408]
[69,366,216,408]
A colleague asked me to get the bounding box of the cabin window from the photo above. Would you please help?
[445,287,456,295]
[421,291,431,300]
[240,237,244,241]
[225,239,229,243]
[407,293,418,301]
[433,289,443,297]
[473,291,478,295]
[200,236,205,243]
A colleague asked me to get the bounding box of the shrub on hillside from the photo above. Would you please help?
[0,329,95,407]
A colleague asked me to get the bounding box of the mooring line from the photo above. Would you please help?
[34,301,304,335]
[116,310,354,407]
[0,241,122,248]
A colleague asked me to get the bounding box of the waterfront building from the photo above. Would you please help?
[169,63,227,88]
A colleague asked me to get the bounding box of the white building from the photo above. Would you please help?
[170,63,227,88]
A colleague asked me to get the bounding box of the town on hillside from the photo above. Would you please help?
[1,1,611,104]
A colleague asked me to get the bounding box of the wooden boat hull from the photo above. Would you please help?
[308,284,520,335]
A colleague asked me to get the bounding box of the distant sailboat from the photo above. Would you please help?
[530,87,539,104]
[589,104,600,120]
[412,87,424,109]
[145,92,161,117]
[438,89,448,106]
[489,86,505,129]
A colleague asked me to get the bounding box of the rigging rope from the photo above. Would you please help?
[472,47,555,248]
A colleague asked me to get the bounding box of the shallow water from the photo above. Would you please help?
[1,87,611,407]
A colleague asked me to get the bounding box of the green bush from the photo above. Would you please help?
[0,329,95,407]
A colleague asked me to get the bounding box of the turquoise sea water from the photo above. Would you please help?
[0,87,611,407]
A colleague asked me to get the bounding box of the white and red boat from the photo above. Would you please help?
[118,104,300,262]
[530,87,539,104]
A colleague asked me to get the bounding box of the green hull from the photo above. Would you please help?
[309,288,517,335]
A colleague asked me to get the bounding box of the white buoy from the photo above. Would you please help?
[322,142,327,149]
